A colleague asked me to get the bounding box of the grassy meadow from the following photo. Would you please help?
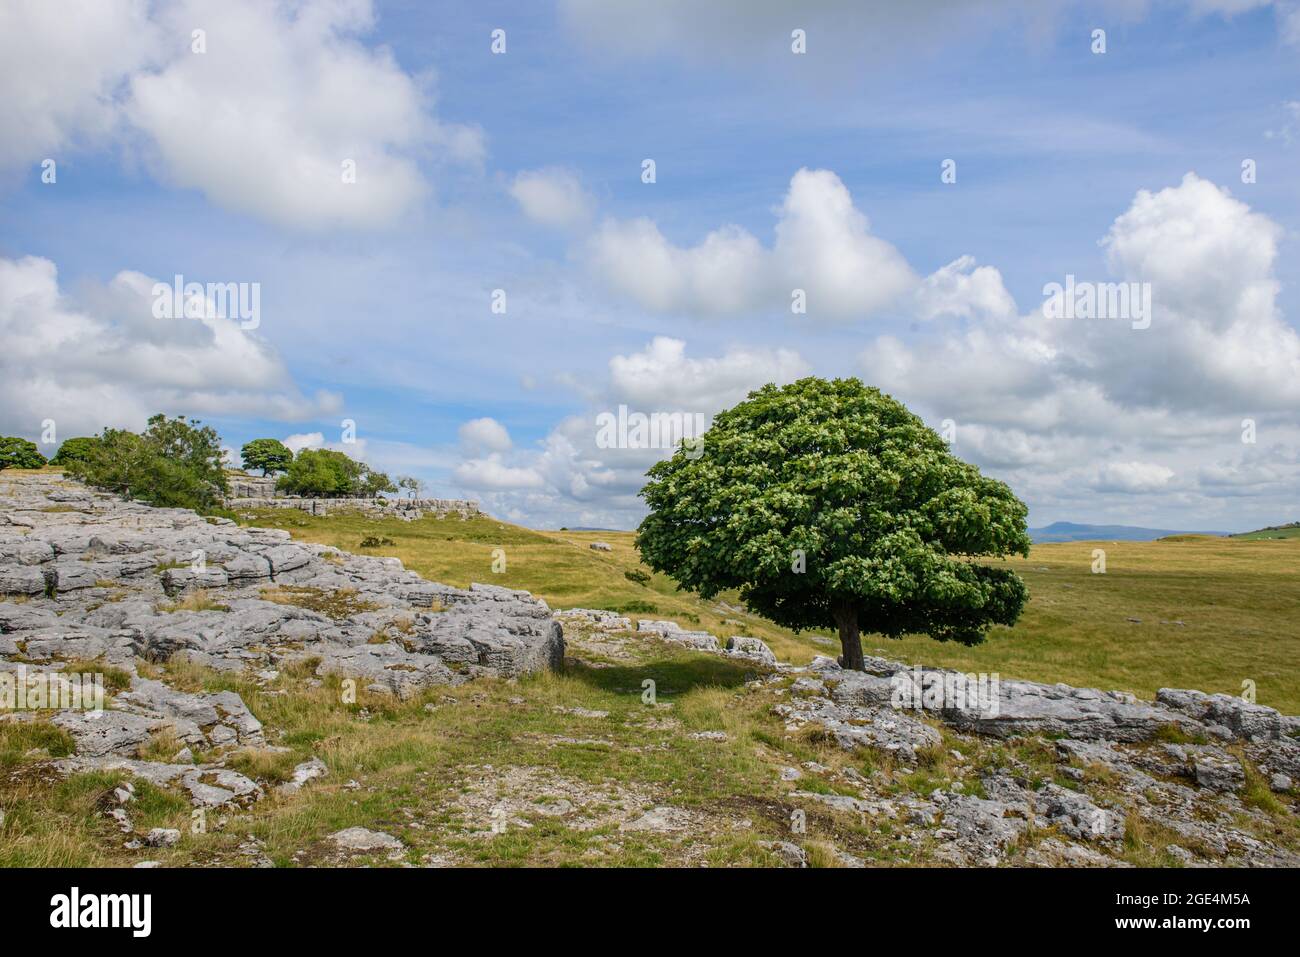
[243,509,1300,714]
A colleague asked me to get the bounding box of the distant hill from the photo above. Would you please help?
[1029,521,1228,543]
[1230,522,1300,541]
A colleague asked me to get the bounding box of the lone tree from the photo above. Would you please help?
[241,438,293,476]
[636,378,1031,670]
[0,436,47,470]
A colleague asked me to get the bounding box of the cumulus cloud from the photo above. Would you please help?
[1089,461,1177,494]
[0,0,156,169]
[125,0,481,230]
[607,336,810,411]
[0,0,480,228]
[458,417,512,453]
[0,254,339,440]
[283,432,326,454]
[453,456,546,490]
[588,168,992,321]
[449,338,810,527]
[509,167,594,230]
[858,172,1300,523]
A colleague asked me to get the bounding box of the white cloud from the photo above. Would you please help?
[449,338,810,527]
[458,417,512,453]
[509,167,594,229]
[914,255,1017,322]
[607,336,809,411]
[0,0,481,229]
[588,218,768,315]
[0,254,338,440]
[124,0,481,230]
[0,0,156,169]
[856,172,1300,524]
[283,432,325,454]
[1090,461,1177,494]
[588,168,951,320]
[453,455,545,490]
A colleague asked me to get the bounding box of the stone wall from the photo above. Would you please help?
[222,470,480,520]
[227,496,480,520]
[227,474,279,498]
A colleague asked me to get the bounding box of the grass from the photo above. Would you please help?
[6,500,1289,868]
[259,585,379,619]
[239,509,1300,713]
[157,589,230,613]
[1231,523,1300,541]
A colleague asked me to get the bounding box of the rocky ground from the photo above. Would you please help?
[2,471,1297,867]
[1,472,560,827]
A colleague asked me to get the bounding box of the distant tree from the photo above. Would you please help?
[63,415,227,511]
[277,448,364,497]
[0,436,47,470]
[636,378,1031,671]
[240,438,293,476]
[397,475,425,498]
[49,436,98,467]
[359,469,397,499]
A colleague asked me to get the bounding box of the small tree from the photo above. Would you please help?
[277,448,364,497]
[636,378,1031,670]
[240,438,293,476]
[359,469,397,499]
[49,436,98,467]
[62,415,227,511]
[397,475,425,498]
[0,437,47,470]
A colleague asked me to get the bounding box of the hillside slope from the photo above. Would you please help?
[241,506,1300,714]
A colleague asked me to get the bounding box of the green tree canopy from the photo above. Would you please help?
[277,448,366,497]
[62,415,227,511]
[49,436,98,467]
[240,438,293,476]
[359,468,397,498]
[0,436,47,470]
[635,377,1031,670]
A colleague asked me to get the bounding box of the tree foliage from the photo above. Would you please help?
[49,437,98,467]
[635,378,1031,669]
[0,436,47,470]
[275,448,355,496]
[62,415,227,511]
[240,438,293,476]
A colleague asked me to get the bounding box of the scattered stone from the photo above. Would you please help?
[618,806,695,833]
[145,828,181,848]
[759,840,807,868]
[725,636,777,666]
[329,827,404,853]
[278,757,329,796]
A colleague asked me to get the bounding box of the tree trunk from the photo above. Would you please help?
[833,601,865,671]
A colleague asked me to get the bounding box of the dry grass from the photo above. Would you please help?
[158,588,230,613]
[259,585,378,620]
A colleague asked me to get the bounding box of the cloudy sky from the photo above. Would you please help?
[2,0,1298,531]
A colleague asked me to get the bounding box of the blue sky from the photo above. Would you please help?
[2,0,1298,530]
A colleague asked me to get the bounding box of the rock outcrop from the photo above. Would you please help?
[0,471,563,813]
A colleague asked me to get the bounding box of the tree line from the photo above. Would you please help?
[1,417,423,514]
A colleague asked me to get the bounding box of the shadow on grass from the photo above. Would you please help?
[564,652,760,698]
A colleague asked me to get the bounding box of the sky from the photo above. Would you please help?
[1,0,1298,531]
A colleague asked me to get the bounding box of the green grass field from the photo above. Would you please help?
[1231,523,1300,541]
[242,508,1300,714]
